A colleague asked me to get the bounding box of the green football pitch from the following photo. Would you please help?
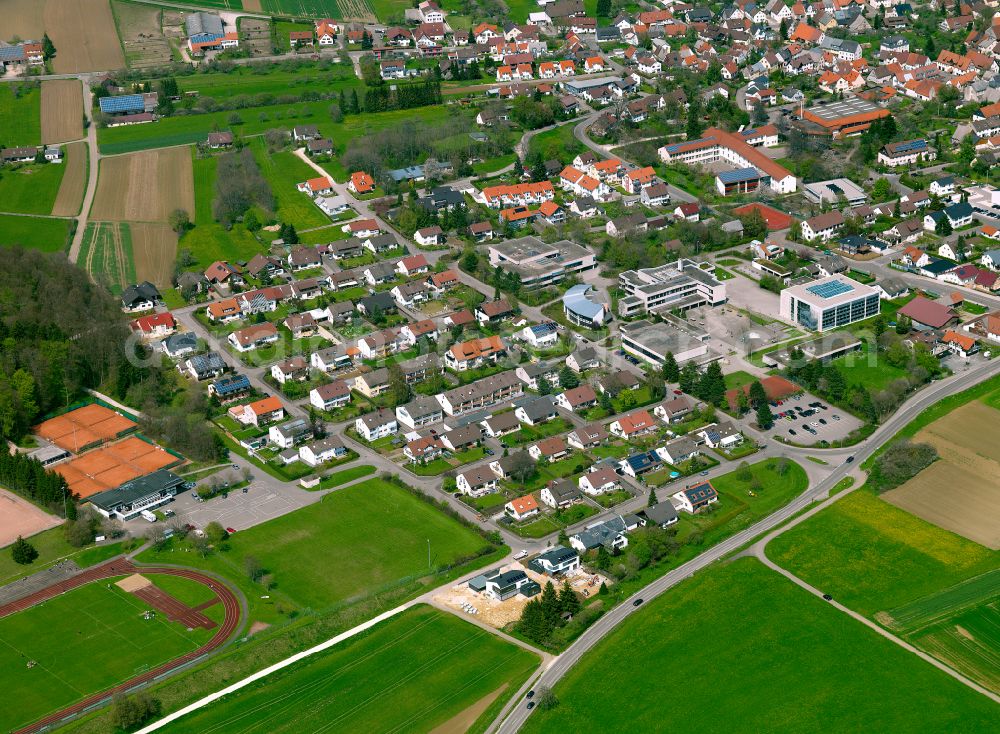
[0,577,216,732]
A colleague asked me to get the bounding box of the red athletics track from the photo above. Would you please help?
[1,558,242,734]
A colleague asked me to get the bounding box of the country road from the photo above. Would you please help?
[490,358,1000,733]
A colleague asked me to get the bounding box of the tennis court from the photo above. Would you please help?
[34,404,137,453]
[55,437,178,498]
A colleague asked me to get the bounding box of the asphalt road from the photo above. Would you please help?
[491,358,1000,733]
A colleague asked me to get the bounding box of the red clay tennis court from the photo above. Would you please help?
[54,436,177,498]
[35,404,137,453]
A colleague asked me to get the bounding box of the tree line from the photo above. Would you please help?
[0,249,144,446]
[213,148,275,227]
[0,451,74,518]
[362,79,442,115]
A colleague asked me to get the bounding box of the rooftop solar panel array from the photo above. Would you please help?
[717,167,761,183]
[892,139,927,153]
[806,280,855,299]
[98,94,145,114]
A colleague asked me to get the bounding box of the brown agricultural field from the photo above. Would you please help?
[41,80,83,143]
[3,0,124,72]
[883,401,1000,550]
[2,0,45,40]
[243,0,264,11]
[112,0,173,69]
[51,141,88,216]
[90,147,194,222]
[131,222,177,288]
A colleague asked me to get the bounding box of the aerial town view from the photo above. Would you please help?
[2,0,1000,732]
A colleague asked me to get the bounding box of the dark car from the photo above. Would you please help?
[822,593,833,601]
[526,690,535,699]
[819,418,827,425]
[789,429,796,435]
[527,702,535,710]
[846,456,854,463]
[633,598,644,607]
[485,448,494,456]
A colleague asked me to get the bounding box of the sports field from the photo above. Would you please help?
[883,400,1000,548]
[162,604,537,734]
[54,435,178,498]
[0,488,61,549]
[0,160,66,215]
[78,222,136,294]
[0,577,215,733]
[90,148,194,222]
[137,478,491,613]
[521,559,1000,733]
[0,83,41,146]
[0,214,71,252]
[51,141,88,216]
[41,80,84,143]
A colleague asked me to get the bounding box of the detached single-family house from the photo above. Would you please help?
[354,408,397,441]
[671,481,719,513]
[505,493,540,521]
[458,464,500,497]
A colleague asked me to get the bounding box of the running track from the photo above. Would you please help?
[1,558,241,734]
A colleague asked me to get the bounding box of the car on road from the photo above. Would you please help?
[846,456,854,463]
[514,550,528,560]
[526,690,535,699]
[526,702,535,710]
[822,594,833,601]
[700,470,709,476]
[485,448,494,456]
[242,486,249,493]
[633,598,644,607]
[226,527,236,534]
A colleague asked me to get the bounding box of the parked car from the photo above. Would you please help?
[226,527,237,534]
[789,429,796,435]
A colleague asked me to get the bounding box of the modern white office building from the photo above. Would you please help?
[779,275,879,332]
[486,236,597,289]
[618,260,726,318]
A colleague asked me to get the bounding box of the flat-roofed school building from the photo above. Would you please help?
[779,275,879,332]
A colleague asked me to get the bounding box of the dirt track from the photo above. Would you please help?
[41,80,83,144]
[131,222,177,289]
[90,148,194,222]
[0,489,61,549]
[51,141,87,216]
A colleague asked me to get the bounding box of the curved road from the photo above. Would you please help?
[492,359,1000,733]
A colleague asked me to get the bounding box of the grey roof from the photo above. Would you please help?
[185,11,224,36]
[563,284,606,322]
[89,469,184,512]
[188,351,226,375]
[645,500,679,526]
[519,395,557,421]
[164,331,198,354]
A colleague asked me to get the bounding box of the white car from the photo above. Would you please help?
[513,550,528,560]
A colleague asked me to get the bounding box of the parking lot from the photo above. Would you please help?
[770,392,863,445]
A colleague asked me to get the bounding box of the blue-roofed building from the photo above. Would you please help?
[780,274,879,332]
[562,284,610,329]
[878,138,936,168]
[715,167,767,195]
[389,165,425,182]
[99,94,146,115]
[208,374,252,403]
[0,45,27,64]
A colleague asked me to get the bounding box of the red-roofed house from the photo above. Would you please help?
[609,410,656,438]
[130,312,176,339]
[397,254,430,276]
[348,171,375,194]
[942,330,978,357]
[297,176,333,197]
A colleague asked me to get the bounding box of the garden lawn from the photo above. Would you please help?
[826,346,909,393]
[161,605,538,734]
[0,214,70,252]
[249,139,330,230]
[766,489,1000,617]
[136,478,490,612]
[522,558,1000,734]
[526,121,584,162]
[315,465,376,489]
[98,102,451,155]
[0,579,214,733]
[182,153,263,266]
[0,85,41,146]
[175,64,359,101]
[0,162,66,214]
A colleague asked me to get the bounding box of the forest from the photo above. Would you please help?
[0,248,144,444]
